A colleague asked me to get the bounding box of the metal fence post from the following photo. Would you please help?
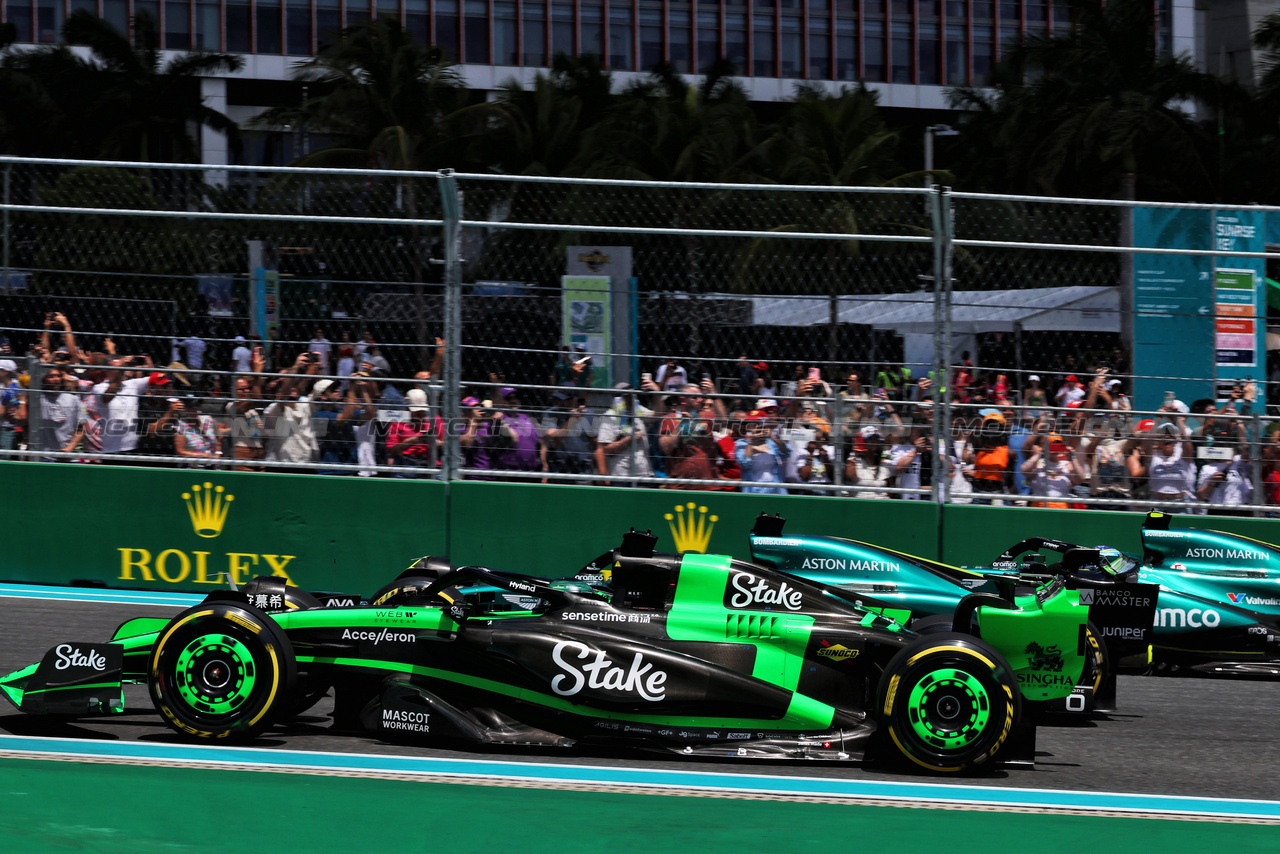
[2,164,10,294]
[930,185,954,507]
[1251,405,1264,518]
[438,170,463,484]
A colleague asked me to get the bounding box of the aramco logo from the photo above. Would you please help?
[665,502,718,553]
[183,482,234,538]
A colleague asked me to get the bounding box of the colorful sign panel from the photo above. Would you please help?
[1132,208,1265,407]
[561,275,611,388]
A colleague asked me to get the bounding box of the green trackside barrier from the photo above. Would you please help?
[4,459,1280,592]
[0,461,447,593]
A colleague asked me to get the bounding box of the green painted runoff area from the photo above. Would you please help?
[1,758,1275,854]
[3,460,1280,593]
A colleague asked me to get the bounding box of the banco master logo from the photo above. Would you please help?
[665,502,718,553]
[183,482,234,538]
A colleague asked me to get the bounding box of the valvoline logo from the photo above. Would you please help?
[1228,593,1246,604]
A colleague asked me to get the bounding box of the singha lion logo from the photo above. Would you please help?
[1024,642,1064,672]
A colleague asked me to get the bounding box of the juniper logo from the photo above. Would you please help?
[183,482,234,538]
[666,502,718,553]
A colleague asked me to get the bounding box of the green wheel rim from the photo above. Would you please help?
[906,667,991,751]
[173,633,257,716]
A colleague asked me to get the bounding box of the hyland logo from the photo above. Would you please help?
[116,484,296,587]
[183,482,233,538]
[666,502,718,553]
[817,641,859,662]
[1229,593,1280,607]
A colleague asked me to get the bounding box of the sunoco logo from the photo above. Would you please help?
[343,628,417,644]
[817,643,859,661]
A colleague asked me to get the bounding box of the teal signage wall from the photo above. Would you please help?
[4,461,1280,592]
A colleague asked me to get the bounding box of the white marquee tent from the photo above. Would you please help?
[748,286,1120,374]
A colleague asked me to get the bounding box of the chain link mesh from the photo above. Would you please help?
[3,157,1280,515]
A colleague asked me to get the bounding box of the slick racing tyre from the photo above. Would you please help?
[877,632,1020,774]
[1081,620,1107,696]
[148,601,296,741]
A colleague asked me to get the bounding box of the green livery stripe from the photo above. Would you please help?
[295,655,835,730]
[23,682,122,696]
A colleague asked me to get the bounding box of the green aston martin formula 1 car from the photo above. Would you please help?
[1,530,1112,774]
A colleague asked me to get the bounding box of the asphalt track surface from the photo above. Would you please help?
[1,592,1276,802]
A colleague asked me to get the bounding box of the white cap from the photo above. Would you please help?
[0,359,16,374]
[312,379,335,395]
[406,388,429,412]
[756,398,779,409]
[1028,375,1040,382]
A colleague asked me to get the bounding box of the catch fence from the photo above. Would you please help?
[2,156,1279,516]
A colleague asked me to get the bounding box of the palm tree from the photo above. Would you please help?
[61,10,243,163]
[946,0,1224,201]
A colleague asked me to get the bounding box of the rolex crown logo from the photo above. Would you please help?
[183,482,234,538]
[665,502,718,554]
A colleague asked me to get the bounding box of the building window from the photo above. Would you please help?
[286,1,311,54]
[196,0,220,48]
[610,3,634,70]
[523,1,547,65]
[437,0,461,58]
[465,0,490,62]
[669,3,690,73]
[226,0,251,52]
[944,22,965,85]
[890,19,910,83]
[697,8,719,73]
[752,14,774,76]
[640,4,663,69]
[862,18,884,81]
[406,0,428,44]
[580,1,602,58]
[725,10,747,74]
[551,2,573,58]
[918,21,937,84]
[494,1,517,64]
[806,17,829,79]
[779,14,801,77]
[835,15,855,81]
[257,0,282,53]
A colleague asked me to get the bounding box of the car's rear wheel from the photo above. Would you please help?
[148,601,295,741]
[877,632,1019,773]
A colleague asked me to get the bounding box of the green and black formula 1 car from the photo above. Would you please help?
[2,530,1103,774]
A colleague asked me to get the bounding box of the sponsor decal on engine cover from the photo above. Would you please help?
[561,611,652,623]
[1228,593,1280,607]
[1155,608,1221,628]
[799,557,898,573]
[1185,548,1269,561]
[551,640,667,701]
[816,641,860,661]
[342,628,417,645]
[725,571,803,611]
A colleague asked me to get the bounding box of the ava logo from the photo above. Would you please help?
[817,642,859,661]
[183,482,234,538]
[550,640,668,701]
[578,250,611,272]
[1025,642,1064,672]
[665,502,718,553]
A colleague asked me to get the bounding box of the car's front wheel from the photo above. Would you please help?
[148,601,296,741]
[876,632,1020,773]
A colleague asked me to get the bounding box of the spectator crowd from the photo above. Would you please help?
[2,315,1278,516]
